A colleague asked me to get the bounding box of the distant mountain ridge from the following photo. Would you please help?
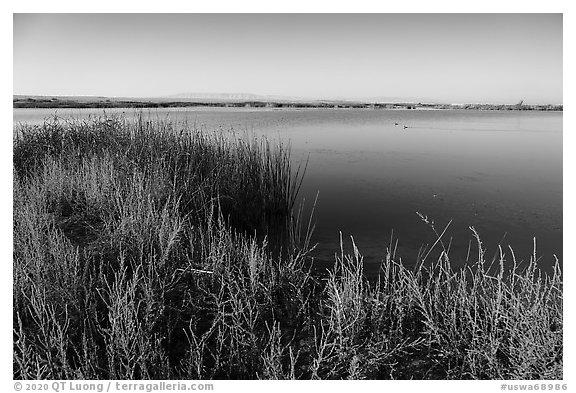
[163,92,315,102]
[163,92,445,104]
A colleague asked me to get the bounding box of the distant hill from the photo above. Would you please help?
[162,92,323,103]
[162,92,438,105]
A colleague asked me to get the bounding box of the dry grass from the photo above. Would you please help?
[13,116,562,379]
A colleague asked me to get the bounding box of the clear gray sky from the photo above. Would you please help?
[13,13,563,104]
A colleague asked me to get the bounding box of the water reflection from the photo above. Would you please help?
[14,108,562,272]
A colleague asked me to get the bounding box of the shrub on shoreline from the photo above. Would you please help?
[13,117,562,379]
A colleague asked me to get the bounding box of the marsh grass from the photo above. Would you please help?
[13,116,562,379]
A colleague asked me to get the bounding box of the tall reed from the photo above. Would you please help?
[13,116,562,380]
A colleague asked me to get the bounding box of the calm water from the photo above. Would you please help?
[14,108,563,273]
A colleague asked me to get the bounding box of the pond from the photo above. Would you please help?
[14,107,563,273]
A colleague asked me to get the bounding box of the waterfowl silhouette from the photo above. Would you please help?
[394,122,399,126]
[403,125,408,129]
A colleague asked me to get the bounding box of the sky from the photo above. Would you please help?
[13,13,563,104]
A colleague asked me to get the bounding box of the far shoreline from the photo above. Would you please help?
[13,95,563,112]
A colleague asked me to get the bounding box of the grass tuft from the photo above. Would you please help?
[13,116,562,379]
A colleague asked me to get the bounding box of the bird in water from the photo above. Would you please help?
[403,125,408,129]
[394,122,399,126]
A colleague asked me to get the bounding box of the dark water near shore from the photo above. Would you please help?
[14,108,562,273]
